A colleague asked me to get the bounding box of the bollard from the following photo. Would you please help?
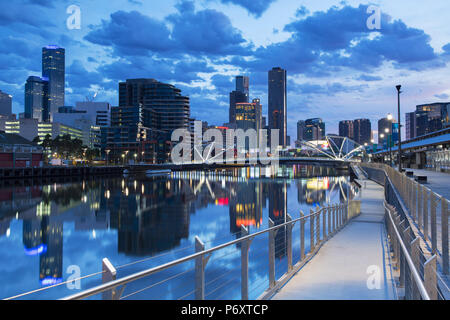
[240,226,251,300]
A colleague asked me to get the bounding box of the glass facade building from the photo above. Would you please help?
[268,67,287,147]
[42,46,65,120]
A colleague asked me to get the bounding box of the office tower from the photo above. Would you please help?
[25,76,48,121]
[338,120,354,139]
[297,120,306,142]
[229,76,249,124]
[405,111,416,140]
[415,103,449,137]
[42,45,65,120]
[268,67,287,147]
[0,90,12,116]
[119,78,190,133]
[353,118,372,145]
[236,101,262,131]
[377,117,391,146]
[304,118,325,141]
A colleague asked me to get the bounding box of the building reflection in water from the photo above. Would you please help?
[0,164,358,288]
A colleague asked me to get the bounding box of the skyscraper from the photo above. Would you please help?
[338,120,354,139]
[296,120,306,142]
[405,111,416,140]
[229,76,249,124]
[268,67,287,147]
[0,90,12,116]
[353,118,372,145]
[304,118,325,141]
[42,46,65,120]
[25,76,48,122]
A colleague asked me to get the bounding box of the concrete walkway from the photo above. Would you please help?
[405,168,450,200]
[272,179,397,300]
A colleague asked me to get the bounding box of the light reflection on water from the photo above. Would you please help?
[0,165,359,300]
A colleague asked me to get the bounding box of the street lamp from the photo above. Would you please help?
[134,153,137,164]
[385,128,392,166]
[396,85,402,171]
[121,153,125,166]
[380,134,385,163]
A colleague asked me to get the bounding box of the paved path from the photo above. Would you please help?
[405,168,450,200]
[272,179,397,300]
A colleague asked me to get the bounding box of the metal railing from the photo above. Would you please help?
[59,201,361,300]
[384,201,435,300]
[361,163,449,276]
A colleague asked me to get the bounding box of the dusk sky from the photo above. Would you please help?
[1,0,450,141]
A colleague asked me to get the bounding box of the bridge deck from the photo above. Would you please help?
[272,179,397,300]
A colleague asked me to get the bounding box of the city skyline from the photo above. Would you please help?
[1,0,450,142]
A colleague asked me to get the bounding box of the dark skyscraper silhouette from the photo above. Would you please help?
[229,76,249,123]
[42,46,65,121]
[353,118,372,145]
[268,67,287,147]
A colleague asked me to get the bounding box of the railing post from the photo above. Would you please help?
[316,208,321,246]
[331,205,336,234]
[403,227,412,299]
[410,237,421,300]
[300,211,305,261]
[423,188,429,242]
[418,184,423,230]
[102,258,117,300]
[268,219,276,288]
[310,209,315,252]
[442,198,449,275]
[195,236,206,300]
[424,255,438,300]
[323,206,327,240]
[327,205,331,239]
[286,214,293,272]
[240,226,250,300]
[430,193,437,255]
[412,181,417,222]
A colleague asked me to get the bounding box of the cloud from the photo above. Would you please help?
[213,0,277,18]
[85,11,174,56]
[356,74,382,82]
[434,93,450,100]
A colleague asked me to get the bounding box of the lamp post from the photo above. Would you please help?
[385,128,392,166]
[396,85,402,171]
[380,133,385,163]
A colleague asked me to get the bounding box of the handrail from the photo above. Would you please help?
[384,201,430,300]
[61,204,347,300]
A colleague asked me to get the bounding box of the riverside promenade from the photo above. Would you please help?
[272,178,397,300]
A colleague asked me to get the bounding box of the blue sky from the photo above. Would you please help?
[1,0,450,140]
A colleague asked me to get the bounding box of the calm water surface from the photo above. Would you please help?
[0,165,359,300]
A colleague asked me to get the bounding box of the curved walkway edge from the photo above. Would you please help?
[272,179,397,300]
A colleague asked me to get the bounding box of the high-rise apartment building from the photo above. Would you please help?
[0,90,12,116]
[25,76,48,121]
[353,118,372,145]
[304,118,325,141]
[42,46,65,120]
[229,76,249,124]
[268,67,287,147]
[338,120,354,140]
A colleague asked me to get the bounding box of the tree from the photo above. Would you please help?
[32,136,40,145]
